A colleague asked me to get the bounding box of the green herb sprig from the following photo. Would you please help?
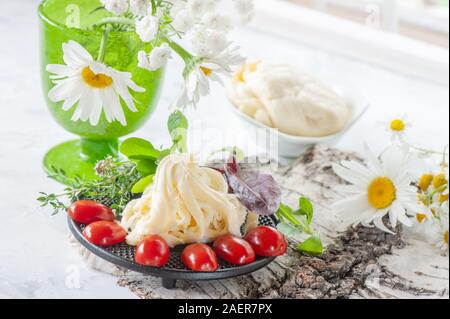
[38,157,140,217]
[276,197,324,256]
[38,111,190,215]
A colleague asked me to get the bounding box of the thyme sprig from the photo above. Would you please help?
[38,157,141,217]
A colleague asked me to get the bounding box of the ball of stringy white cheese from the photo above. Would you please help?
[121,154,257,248]
[227,62,352,137]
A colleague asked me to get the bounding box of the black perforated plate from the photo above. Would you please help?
[68,215,279,288]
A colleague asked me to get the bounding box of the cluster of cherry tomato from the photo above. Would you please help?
[69,200,287,272]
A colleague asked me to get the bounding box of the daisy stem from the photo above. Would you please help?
[93,17,135,29]
[405,142,449,158]
[97,26,111,63]
[161,36,193,63]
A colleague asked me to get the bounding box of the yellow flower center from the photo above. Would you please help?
[439,193,449,204]
[235,62,260,83]
[390,119,406,132]
[445,231,449,245]
[82,67,113,89]
[235,66,246,82]
[368,177,397,209]
[416,213,427,224]
[418,174,434,192]
[247,62,259,73]
[433,173,448,191]
[431,208,437,217]
[200,66,213,77]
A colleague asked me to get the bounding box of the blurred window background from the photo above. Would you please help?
[283,0,449,47]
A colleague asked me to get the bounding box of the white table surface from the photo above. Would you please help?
[0,0,448,299]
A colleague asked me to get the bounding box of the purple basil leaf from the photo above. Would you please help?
[224,157,282,216]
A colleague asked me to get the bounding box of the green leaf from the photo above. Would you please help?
[131,175,154,194]
[120,138,160,160]
[298,235,323,256]
[135,159,157,176]
[168,110,188,133]
[278,202,294,215]
[158,149,171,162]
[299,197,314,225]
[168,111,188,153]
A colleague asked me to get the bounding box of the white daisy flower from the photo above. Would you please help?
[135,15,160,43]
[418,172,435,193]
[434,211,449,254]
[138,43,172,71]
[46,41,145,126]
[332,145,422,234]
[432,171,449,194]
[382,115,412,142]
[175,46,244,109]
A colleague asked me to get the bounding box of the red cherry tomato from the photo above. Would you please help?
[68,200,115,224]
[83,221,127,246]
[181,244,219,272]
[213,235,256,265]
[245,226,287,257]
[135,235,170,267]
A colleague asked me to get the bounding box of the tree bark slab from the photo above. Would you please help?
[108,146,448,299]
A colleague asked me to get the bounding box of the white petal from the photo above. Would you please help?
[89,90,103,126]
[61,82,83,111]
[389,202,403,228]
[381,145,409,180]
[111,74,138,112]
[99,88,114,123]
[46,64,78,78]
[373,216,396,234]
[48,78,79,102]
[109,92,127,126]
[332,163,368,186]
[397,210,413,227]
[340,160,377,184]
[79,92,94,122]
[361,208,384,224]
[364,144,383,175]
[357,208,378,225]
[334,194,372,225]
[63,41,93,69]
[334,184,364,194]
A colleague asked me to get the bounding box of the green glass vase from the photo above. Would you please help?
[39,0,164,185]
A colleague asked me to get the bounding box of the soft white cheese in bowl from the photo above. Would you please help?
[227,62,369,158]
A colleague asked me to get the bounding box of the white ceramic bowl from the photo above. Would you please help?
[227,85,370,158]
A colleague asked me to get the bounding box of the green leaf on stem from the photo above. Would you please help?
[299,197,314,225]
[158,149,171,162]
[168,111,188,153]
[120,138,160,160]
[131,175,154,194]
[276,197,323,256]
[298,234,323,256]
[135,159,157,176]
